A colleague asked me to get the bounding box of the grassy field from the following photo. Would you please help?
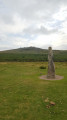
[0,62,67,120]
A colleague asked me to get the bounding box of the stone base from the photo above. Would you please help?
[47,75,55,79]
[39,75,64,80]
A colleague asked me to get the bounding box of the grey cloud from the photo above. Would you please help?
[23,26,58,35]
[0,1,14,24]
[0,0,67,50]
[1,15,14,24]
[1,0,67,23]
[0,34,20,50]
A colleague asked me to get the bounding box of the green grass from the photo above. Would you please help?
[0,62,67,120]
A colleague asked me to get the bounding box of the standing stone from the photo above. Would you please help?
[47,47,55,79]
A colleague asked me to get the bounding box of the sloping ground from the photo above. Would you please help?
[0,47,47,54]
[0,46,67,54]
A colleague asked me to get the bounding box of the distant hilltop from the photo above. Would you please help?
[0,46,67,54]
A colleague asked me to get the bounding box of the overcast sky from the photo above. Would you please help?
[0,0,67,51]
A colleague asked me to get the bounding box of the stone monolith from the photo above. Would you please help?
[47,47,55,79]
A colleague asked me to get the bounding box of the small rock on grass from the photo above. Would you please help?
[50,101,55,106]
[45,98,49,103]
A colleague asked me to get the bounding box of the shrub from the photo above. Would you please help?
[40,66,46,69]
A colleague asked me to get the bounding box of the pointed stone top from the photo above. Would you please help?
[48,47,53,57]
[48,46,52,50]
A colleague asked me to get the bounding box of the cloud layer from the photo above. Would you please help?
[0,0,67,50]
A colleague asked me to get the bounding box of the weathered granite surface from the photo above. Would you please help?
[47,47,55,79]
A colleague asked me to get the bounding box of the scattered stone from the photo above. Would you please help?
[45,98,49,103]
[50,101,55,106]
